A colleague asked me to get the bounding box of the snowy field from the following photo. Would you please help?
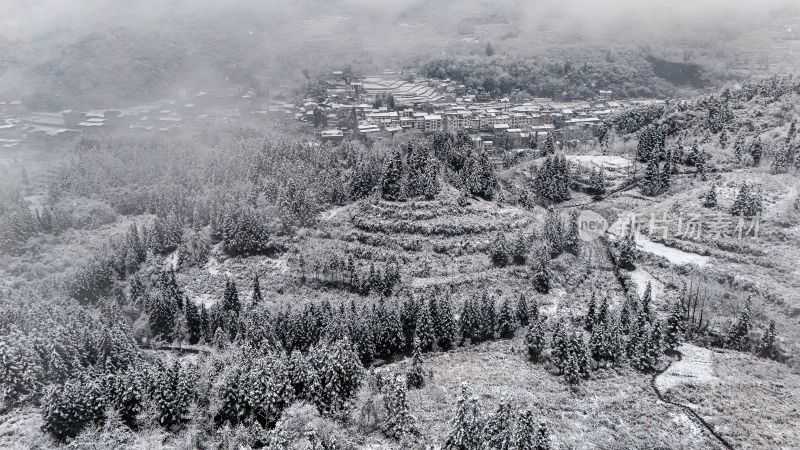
[655,344,719,393]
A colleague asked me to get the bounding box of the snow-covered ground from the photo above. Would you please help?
[566,154,632,171]
[655,344,719,393]
[635,236,710,267]
[629,267,664,299]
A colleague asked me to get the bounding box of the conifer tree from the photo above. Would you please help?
[415,304,436,352]
[757,319,778,360]
[153,360,195,430]
[584,293,597,332]
[376,304,405,360]
[719,129,728,149]
[516,294,530,326]
[222,279,241,316]
[641,282,653,322]
[406,338,426,389]
[535,422,551,450]
[249,274,263,308]
[664,301,684,353]
[478,292,497,342]
[542,209,564,257]
[641,153,663,196]
[588,168,607,197]
[381,150,406,201]
[444,385,482,450]
[497,297,516,339]
[570,333,591,379]
[383,376,417,440]
[185,303,203,345]
[525,320,546,363]
[532,247,550,294]
[550,321,569,374]
[460,296,478,345]
[727,297,753,351]
[750,136,763,166]
[564,210,580,255]
[733,133,745,162]
[615,232,637,270]
[730,183,763,216]
[542,133,555,156]
[435,295,457,351]
[148,291,179,342]
[41,378,106,441]
[483,402,514,450]
[770,144,789,174]
[511,231,529,265]
[514,410,538,450]
[462,149,497,200]
[702,185,718,208]
[489,232,511,267]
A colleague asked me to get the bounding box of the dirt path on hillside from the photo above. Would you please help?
[651,346,734,450]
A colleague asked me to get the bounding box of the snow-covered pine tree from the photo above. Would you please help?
[185,303,203,345]
[435,295,457,351]
[664,301,684,353]
[542,133,556,156]
[733,133,745,162]
[489,232,511,267]
[551,321,570,374]
[726,296,753,351]
[532,247,551,294]
[511,231,529,265]
[770,143,789,174]
[641,153,662,196]
[542,208,564,256]
[584,292,597,332]
[41,377,106,441]
[444,384,482,450]
[750,136,763,166]
[482,402,514,450]
[757,319,778,360]
[406,337,426,389]
[381,150,406,201]
[685,142,702,166]
[564,210,580,255]
[702,185,718,208]
[525,319,546,363]
[535,422,551,450]
[382,376,417,439]
[640,282,653,322]
[222,279,241,316]
[250,274,263,308]
[615,232,637,270]
[570,332,591,379]
[497,297,516,339]
[415,303,436,352]
[153,360,195,430]
[730,183,763,216]
[588,168,608,197]
[514,410,538,450]
[478,292,497,342]
[516,294,530,326]
[460,296,478,345]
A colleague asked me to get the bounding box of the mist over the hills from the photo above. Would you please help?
[1,0,798,109]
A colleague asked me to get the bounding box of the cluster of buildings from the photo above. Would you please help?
[0,88,268,150]
[301,70,647,146]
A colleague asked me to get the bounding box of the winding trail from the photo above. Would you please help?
[596,233,733,449]
[650,352,734,450]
